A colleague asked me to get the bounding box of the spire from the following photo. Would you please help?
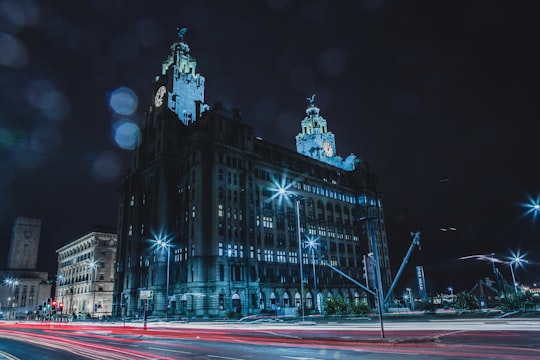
[154,28,207,125]
[161,27,195,75]
[306,93,320,117]
[296,94,359,171]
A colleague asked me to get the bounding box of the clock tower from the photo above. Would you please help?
[295,95,358,171]
[152,28,208,125]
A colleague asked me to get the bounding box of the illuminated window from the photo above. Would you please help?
[264,249,274,262]
[289,252,298,264]
[263,216,273,228]
[218,204,223,217]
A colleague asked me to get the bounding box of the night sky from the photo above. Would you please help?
[1,0,539,295]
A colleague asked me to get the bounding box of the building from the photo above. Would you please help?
[55,228,117,318]
[0,217,51,320]
[112,29,391,319]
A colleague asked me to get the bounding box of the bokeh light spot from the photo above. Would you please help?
[0,32,28,68]
[112,120,141,150]
[109,87,138,116]
[26,79,70,121]
[91,151,121,183]
[0,128,15,149]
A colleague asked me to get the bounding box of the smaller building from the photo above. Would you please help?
[1,217,51,320]
[55,228,117,319]
[0,271,51,320]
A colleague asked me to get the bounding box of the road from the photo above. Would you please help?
[1,318,539,359]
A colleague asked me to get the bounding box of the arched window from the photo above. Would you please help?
[283,292,290,308]
[232,293,241,313]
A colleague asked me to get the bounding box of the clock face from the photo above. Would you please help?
[322,141,333,157]
[154,85,167,107]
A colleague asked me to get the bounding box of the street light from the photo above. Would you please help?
[508,254,527,294]
[521,195,540,221]
[3,277,19,320]
[405,288,412,310]
[277,187,306,321]
[87,260,98,317]
[305,237,319,314]
[156,238,171,319]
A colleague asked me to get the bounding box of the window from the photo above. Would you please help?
[263,216,273,228]
[289,252,298,264]
[264,249,274,262]
[218,204,224,217]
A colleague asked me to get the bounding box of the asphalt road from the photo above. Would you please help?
[1,318,539,359]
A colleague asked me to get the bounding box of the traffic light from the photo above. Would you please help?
[52,299,57,310]
[59,302,64,312]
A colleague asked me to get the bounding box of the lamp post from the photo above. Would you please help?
[295,195,306,321]
[156,238,171,319]
[509,255,527,294]
[3,278,19,320]
[278,187,305,321]
[305,237,319,314]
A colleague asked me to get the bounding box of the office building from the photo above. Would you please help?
[113,30,391,318]
[55,228,117,318]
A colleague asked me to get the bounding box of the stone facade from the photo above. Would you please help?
[113,31,392,319]
[55,229,117,318]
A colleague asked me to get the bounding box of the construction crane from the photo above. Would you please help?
[383,231,421,307]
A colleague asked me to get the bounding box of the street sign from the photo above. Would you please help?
[140,289,153,300]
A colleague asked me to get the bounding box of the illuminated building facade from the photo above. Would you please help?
[55,229,117,318]
[113,30,391,318]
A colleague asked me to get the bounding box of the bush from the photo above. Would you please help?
[454,291,480,310]
[323,296,369,316]
[226,309,242,319]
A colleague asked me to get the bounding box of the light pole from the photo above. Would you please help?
[278,187,305,321]
[295,195,306,321]
[156,238,171,319]
[4,277,19,320]
[305,237,319,314]
[87,260,98,317]
[509,254,527,294]
[405,288,412,310]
